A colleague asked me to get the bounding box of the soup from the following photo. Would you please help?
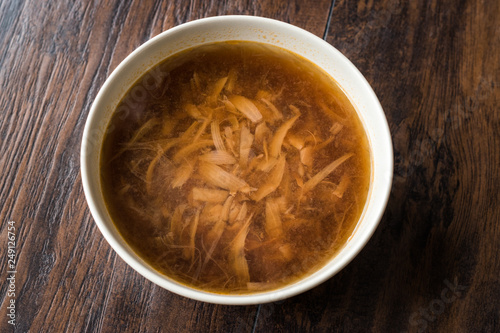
[100,42,371,294]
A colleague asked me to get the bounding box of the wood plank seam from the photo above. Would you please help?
[322,0,337,40]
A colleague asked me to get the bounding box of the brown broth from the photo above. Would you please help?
[100,41,371,294]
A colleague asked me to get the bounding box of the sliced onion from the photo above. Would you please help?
[208,76,228,104]
[185,104,203,119]
[265,198,283,238]
[170,204,187,243]
[255,122,271,144]
[269,114,299,158]
[191,187,229,203]
[199,150,236,165]
[286,132,304,150]
[252,154,286,201]
[302,153,353,193]
[229,95,263,123]
[183,208,200,260]
[172,140,214,163]
[239,124,254,168]
[261,98,283,120]
[229,214,253,283]
[198,161,249,192]
[171,160,195,188]
[300,146,314,168]
[211,120,226,151]
[332,174,351,198]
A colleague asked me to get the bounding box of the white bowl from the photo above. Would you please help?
[81,16,393,305]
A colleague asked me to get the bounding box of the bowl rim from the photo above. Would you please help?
[81,15,393,305]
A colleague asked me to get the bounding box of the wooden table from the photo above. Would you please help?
[0,0,498,332]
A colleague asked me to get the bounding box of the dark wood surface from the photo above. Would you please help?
[0,0,498,332]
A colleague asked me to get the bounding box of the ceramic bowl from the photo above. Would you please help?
[81,15,393,305]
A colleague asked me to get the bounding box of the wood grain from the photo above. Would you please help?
[0,0,498,332]
[0,0,332,332]
[255,0,500,332]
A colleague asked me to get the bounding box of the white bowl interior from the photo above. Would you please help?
[81,16,393,305]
